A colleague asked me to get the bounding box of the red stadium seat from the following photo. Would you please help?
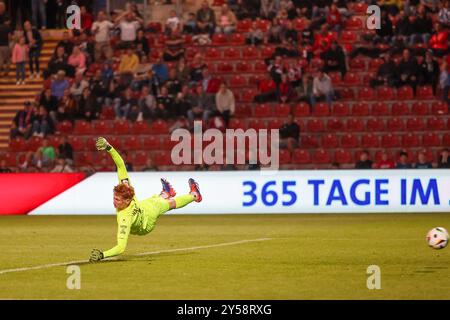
[240,89,257,103]
[153,151,173,167]
[328,72,342,85]
[411,101,429,115]
[261,46,275,59]
[235,62,251,73]
[142,136,161,150]
[345,17,363,30]
[349,57,365,70]
[427,117,445,130]
[68,136,86,151]
[293,103,310,117]
[73,120,92,135]
[361,133,379,148]
[255,19,270,32]
[275,103,291,117]
[341,30,358,43]
[327,119,345,132]
[350,2,368,14]
[215,62,233,73]
[417,86,434,99]
[443,133,450,146]
[358,87,375,100]
[75,152,93,167]
[92,120,111,135]
[279,149,292,165]
[313,149,331,164]
[121,136,141,151]
[340,134,358,148]
[387,118,405,131]
[368,58,384,71]
[431,101,448,115]
[114,120,130,134]
[332,102,350,117]
[293,18,307,31]
[134,151,149,166]
[372,102,389,116]
[351,102,369,116]
[131,121,151,134]
[205,47,221,60]
[100,106,115,120]
[223,47,240,60]
[1,152,16,167]
[312,102,330,117]
[56,120,73,134]
[402,133,419,148]
[292,149,311,164]
[422,132,440,147]
[9,138,27,152]
[242,47,259,60]
[335,149,353,164]
[302,135,320,148]
[229,75,247,88]
[229,33,245,45]
[306,119,325,132]
[254,104,272,117]
[346,118,364,132]
[268,118,284,129]
[396,86,414,100]
[212,33,227,45]
[236,19,252,32]
[340,87,356,100]
[247,119,266,130]
[381,133,400,148]
[366,118,385,131]
[406,117,425,131]
[150,119,169,134]
[322,133,338,148]
[377,86,394,100]
[391,102,409,116]
[228,118,246,130]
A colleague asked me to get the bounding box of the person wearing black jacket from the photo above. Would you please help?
[279,114,300,151]
[321,41,347,77]
[396,49,419,92]
[410,6,433,45]
[57,136,74,163]
[24,20,43,79]
[45,46,70,78]
[374,10,393,43]
[418,50,440,94]
[370,53,398,87]
[39,88,59,122]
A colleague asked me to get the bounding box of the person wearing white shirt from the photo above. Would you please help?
[311,70,334,108]
[115,11,143,47]
[91,11,114,62]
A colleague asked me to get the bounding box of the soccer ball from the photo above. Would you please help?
[426,227,449,249]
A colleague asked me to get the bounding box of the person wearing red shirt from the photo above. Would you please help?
[429,22,449,57]
[81,6,94,32]
[254,75,277,103]
[313,25,335,55]
[326,4,343,32]
[375,151,395,169]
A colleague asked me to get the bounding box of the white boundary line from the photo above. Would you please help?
[0,238,272,276]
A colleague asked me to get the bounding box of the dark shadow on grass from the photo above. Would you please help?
[76,251,196,266]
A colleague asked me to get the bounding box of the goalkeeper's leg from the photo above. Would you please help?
[165,178,202,210]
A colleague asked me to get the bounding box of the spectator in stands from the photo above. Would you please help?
[77,87,99,121]
[355,151,373,169]
[267,17,283,44]
[152,56,169,83]
[215,83,234,126]
[57,136,74,164]
[51,158,74,173]
[321,40,346,78]
[90,69,108,105]
[311,70,334,109]
[142,157,158,172]
[254,74,278,103]
[374,9,394,44]
[51,70,70,99]
[80,6,94,31]
[118,46,139,86]
[31,106,54,138]
[21,138,56,170]
[156,85,173,118]
[396,48,419,92]
[24,20,42,79]
[396,151,413,168]
[281,20,298,45]
[438,0,450,27]
[188,85,215,128]
[370,53,398,87]
[45,46,69,79]
[201,66,220,93]
[91,11,114,62]
[115,87,137,120]
[10,101,35,139]
[414,151,433,168]
[246,21,264,46]
[115,10,143,47]
[172,87,193,118]
[0,2,9,25]
[326,3,343,33]
[279,114,300,151]
[56,31,74,57]
[68,46,86,76]
[189,53,207,83]
[165,9,181,35]
[279,73,294,102]
[375,151,395,169]
[260,0,279,19]
[267,55,285,85]
[429,22,449,57]
[439,61,450,107]
[135,29,150,57]
[0,159,12,173]
[132,54,153,90]
[39,88,58,123]
[0,16,12,77]
[410,5,433,45]
[183,13,198,34]
[418,50,440,94]
[312,24,335,56]
[215,4,237,34]
[138,85,157,120]
[166,68,182,97]
[196,0,216,35]
[57,89,77,122]
[437,148,450,168]
[70,72,89,101]
[12,36,28,85]
[163,28,185,62]
[422,0,440,13]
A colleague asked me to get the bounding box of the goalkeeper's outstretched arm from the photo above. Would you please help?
[96,137,130,184]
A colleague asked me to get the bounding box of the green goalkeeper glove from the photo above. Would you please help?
[95,137,111,151]
[89,249,104,262]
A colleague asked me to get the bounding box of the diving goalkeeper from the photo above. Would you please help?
[89,137,202,262]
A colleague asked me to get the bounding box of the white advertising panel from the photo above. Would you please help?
[30,170,450,215]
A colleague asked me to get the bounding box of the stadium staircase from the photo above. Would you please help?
[0,30,62,149]
[2,2,449,171]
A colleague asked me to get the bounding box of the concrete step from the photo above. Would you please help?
[0,90,40,97]
[0,84,42,91]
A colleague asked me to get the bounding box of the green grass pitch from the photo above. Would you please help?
[0,214,449,299]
